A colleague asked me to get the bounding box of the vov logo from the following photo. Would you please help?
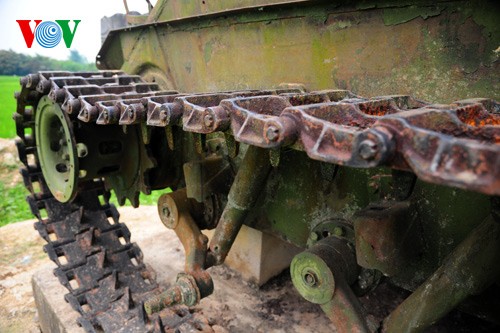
[16,20,81,48]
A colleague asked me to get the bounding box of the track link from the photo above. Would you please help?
[17,71,500,196]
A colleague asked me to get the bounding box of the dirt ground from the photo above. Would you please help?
[0,217,49,333]
[0,138,22,187]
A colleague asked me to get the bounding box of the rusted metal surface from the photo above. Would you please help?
[146,189,215,314]
[18,72,499,195]
[143,273,211,315]
[206,145,272,266]
[183,156,233,205]
[146,0,317,24]
[383,216,500,333]
[353,201,423,277]
[157,189,208,272]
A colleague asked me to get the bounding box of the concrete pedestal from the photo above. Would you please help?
[32,266,81,333]
[205,225,302,286]
[32,207,335,333]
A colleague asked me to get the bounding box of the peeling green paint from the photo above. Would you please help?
[383,5,444,25]
[462,1,500,65]
[100,0,499,102]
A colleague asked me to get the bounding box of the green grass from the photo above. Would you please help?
[0,75,30,226]
[109,189,170,207]
[0,184,169,227]
[0,182,33,227]
[0,75,19,138]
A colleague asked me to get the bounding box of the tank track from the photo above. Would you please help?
[14,71,214,333]
[13,71,499,332]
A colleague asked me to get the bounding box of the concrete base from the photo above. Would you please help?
[205,225,302,286]
[32,264,82,333]
[32,207,335,333]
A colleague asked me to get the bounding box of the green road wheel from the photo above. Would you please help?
[35,96,78,202]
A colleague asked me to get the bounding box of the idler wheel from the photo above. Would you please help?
[290,249,337,305]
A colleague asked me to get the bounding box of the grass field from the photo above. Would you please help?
[0,75,19,138]
[0,75,27,226]
[0,183,32,227]
[0,185,166,227]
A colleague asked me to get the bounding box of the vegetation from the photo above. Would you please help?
[0,49,97,138]
[0,49,96,76]
[0,181,166,227]
[0,75,19,138]
[0,182,33,227]
[110,190,168,207]
[0,75,27,226]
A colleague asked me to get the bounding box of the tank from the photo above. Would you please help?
[12,0,499,332]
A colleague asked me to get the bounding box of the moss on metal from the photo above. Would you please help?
[100,1,498,103]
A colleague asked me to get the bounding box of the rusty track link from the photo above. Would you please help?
[18,71,500,195]
[13,71,500,331]
[14,71,214,333]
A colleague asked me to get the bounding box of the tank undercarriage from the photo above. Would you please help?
[14,71,500,332]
